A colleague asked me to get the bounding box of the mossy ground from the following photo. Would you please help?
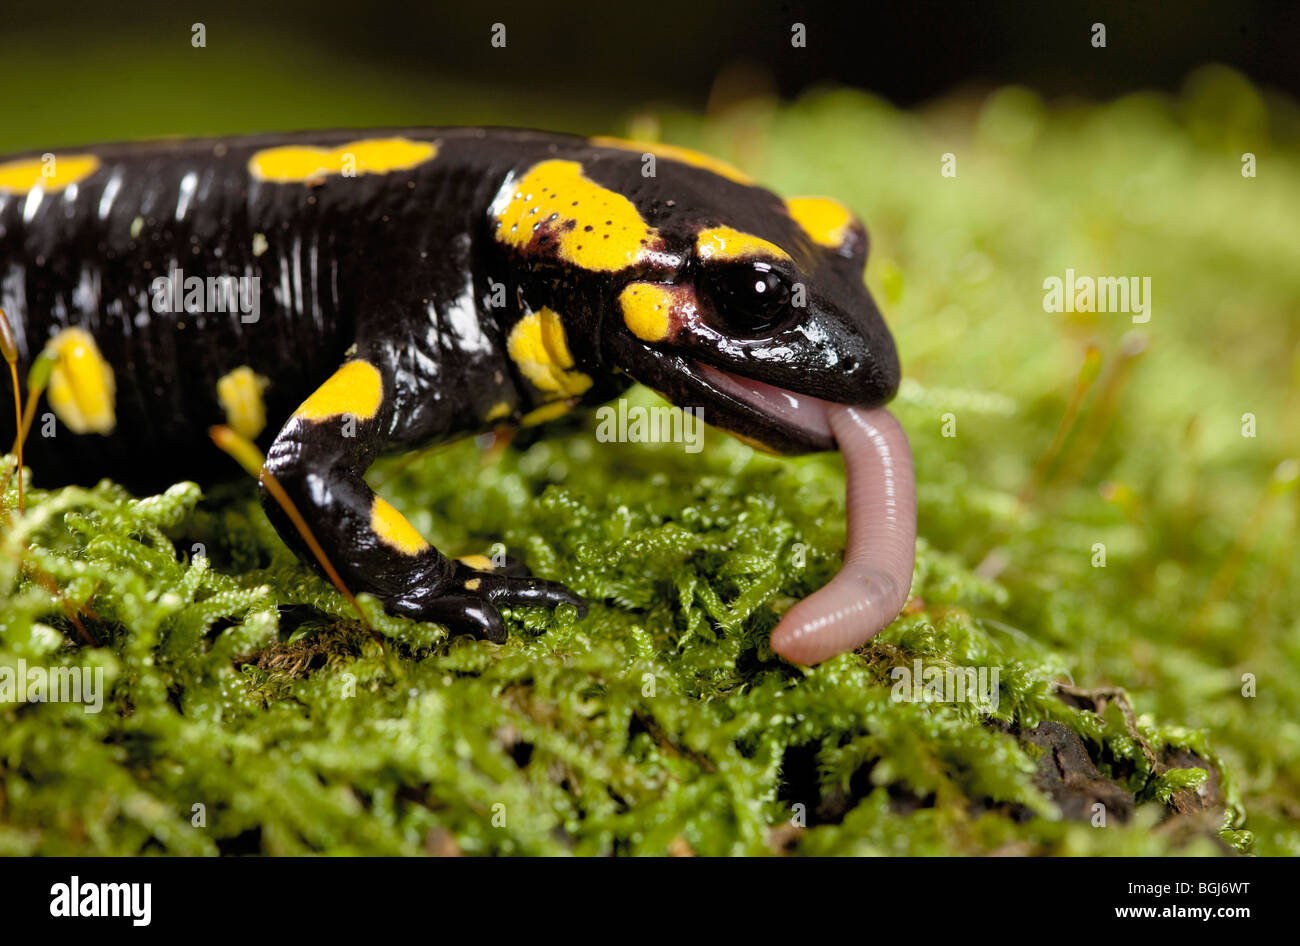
[2,66,1298,856]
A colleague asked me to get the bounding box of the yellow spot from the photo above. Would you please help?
[459,554,494,571]
[293,360,383,422]
[45,328,116,435]
[521,400,575,426]
[619,282,674,342]
[507,309,593,397]
[216,366,270,440]
[464,578,482,591]
[0,154,100,194]
[786,197,855,248]
[371,497,430,555]
[485,402,511,422]
[249,138,437,183]
[696,226,791,264]
[590,136,754,185]
[493,159,657,271]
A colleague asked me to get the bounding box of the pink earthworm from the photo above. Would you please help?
[769,405,917,665]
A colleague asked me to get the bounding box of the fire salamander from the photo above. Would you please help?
[0,128,908,662]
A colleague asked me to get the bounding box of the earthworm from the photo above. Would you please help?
[769,405,916,665]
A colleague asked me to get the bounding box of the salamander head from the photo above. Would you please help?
[490,140,899,452]
[592,151,899,454]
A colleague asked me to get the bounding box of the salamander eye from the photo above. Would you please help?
[706,262,792,334]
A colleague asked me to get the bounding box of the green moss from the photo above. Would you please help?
[2,67,1298,855]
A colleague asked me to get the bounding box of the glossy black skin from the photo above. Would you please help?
[0,128,899,639]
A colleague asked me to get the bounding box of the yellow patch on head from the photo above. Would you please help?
[786,196,855,248]
[618,282,675,343]
[216,366,270,440]
[248,138,437,183]
[371,497,429,556]
[695,226,791,264]
[293,360,383,422]
[521,400,575,427]
[464,578,482,591]
[506,308,593,397]
[589,136,754,185]
[458,554,495,571]
[485,402,512,422]
[492,159,657,272]
[45,328,116,435]
[0,154,100,194]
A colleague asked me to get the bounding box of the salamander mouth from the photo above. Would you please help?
[690,361,920,664]
[611,338,850,453]
[690,361,835,451]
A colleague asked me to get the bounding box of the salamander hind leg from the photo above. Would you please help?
[260,355,585,642]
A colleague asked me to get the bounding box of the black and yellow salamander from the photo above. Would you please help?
[0,128,915,665]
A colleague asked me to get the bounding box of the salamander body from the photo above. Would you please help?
[0,128,905,655]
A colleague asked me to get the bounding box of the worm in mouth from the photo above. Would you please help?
[691,364,917,665]
[769,404,916,665]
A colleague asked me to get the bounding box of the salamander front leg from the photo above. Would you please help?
[412,564,586,643]
[452,558,586,615]
[260,357,584,642]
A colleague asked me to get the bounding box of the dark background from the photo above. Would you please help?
[5,0,1299,110]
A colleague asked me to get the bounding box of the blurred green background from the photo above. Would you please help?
[1,3,1298,855]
